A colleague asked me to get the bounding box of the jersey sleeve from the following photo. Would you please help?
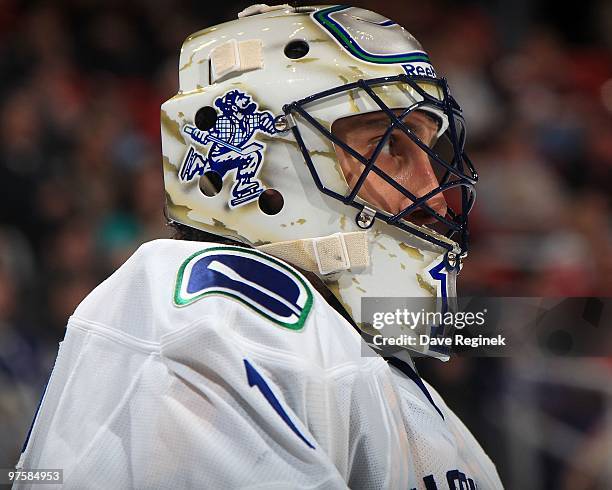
[15,240,412,489]
[153,302,409,490]
[15,311,351,489]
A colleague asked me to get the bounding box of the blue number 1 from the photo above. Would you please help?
[427,257,449,314]
[426,255,451,355]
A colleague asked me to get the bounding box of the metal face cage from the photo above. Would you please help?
[283,74,477,257]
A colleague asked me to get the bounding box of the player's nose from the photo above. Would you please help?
[397,156,447,223]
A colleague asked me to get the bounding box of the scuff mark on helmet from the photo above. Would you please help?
[416,273,435,296]
[399,243,425,261]
[160,111,183,144]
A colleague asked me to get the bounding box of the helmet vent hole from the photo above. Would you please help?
[198,171,223,197]
[284,40,309,59]
[258,189,284,215]
[195,106,217,131]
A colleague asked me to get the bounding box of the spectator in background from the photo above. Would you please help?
[0,229,50,467]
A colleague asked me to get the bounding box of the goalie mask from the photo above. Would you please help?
[161,4,477,360]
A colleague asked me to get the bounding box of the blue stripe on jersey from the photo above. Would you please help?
[244,359,315,449]
[21,364,54,453]
[386,356,445,420]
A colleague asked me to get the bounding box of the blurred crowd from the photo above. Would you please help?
[410,4,612,297]
[1,0,611,487]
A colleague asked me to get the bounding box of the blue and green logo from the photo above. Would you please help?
[313,6,432,65]
[174,246,313,330]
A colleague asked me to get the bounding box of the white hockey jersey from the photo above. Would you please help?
[16,239,502,489]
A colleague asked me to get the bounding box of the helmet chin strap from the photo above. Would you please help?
[257,231,370,275]
[258,230,459,362]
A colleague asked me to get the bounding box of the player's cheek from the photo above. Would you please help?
[371,154,406,181]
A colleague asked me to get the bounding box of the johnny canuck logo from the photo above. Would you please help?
[180,90,276,208]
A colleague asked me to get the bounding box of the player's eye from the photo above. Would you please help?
[369,135,394,156]
[415,128,434,145]
[406,122,437,146]
[382,138,392,155]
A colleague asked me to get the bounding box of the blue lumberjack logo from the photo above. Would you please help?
[179,90,276,208]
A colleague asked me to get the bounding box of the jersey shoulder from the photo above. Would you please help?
[70,239,365,368]
[71,239,216,341]
[173,242,313,332]
[169,240,370,369]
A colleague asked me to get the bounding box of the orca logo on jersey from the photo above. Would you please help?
[174,246,313,330]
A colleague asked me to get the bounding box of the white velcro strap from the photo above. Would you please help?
[313,234,350,275]
[257,232,370,275]
[210,39,263,83]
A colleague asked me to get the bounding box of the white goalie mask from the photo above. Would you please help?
[161,4,477,360]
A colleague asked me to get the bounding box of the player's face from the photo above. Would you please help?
[332,110,447,225]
